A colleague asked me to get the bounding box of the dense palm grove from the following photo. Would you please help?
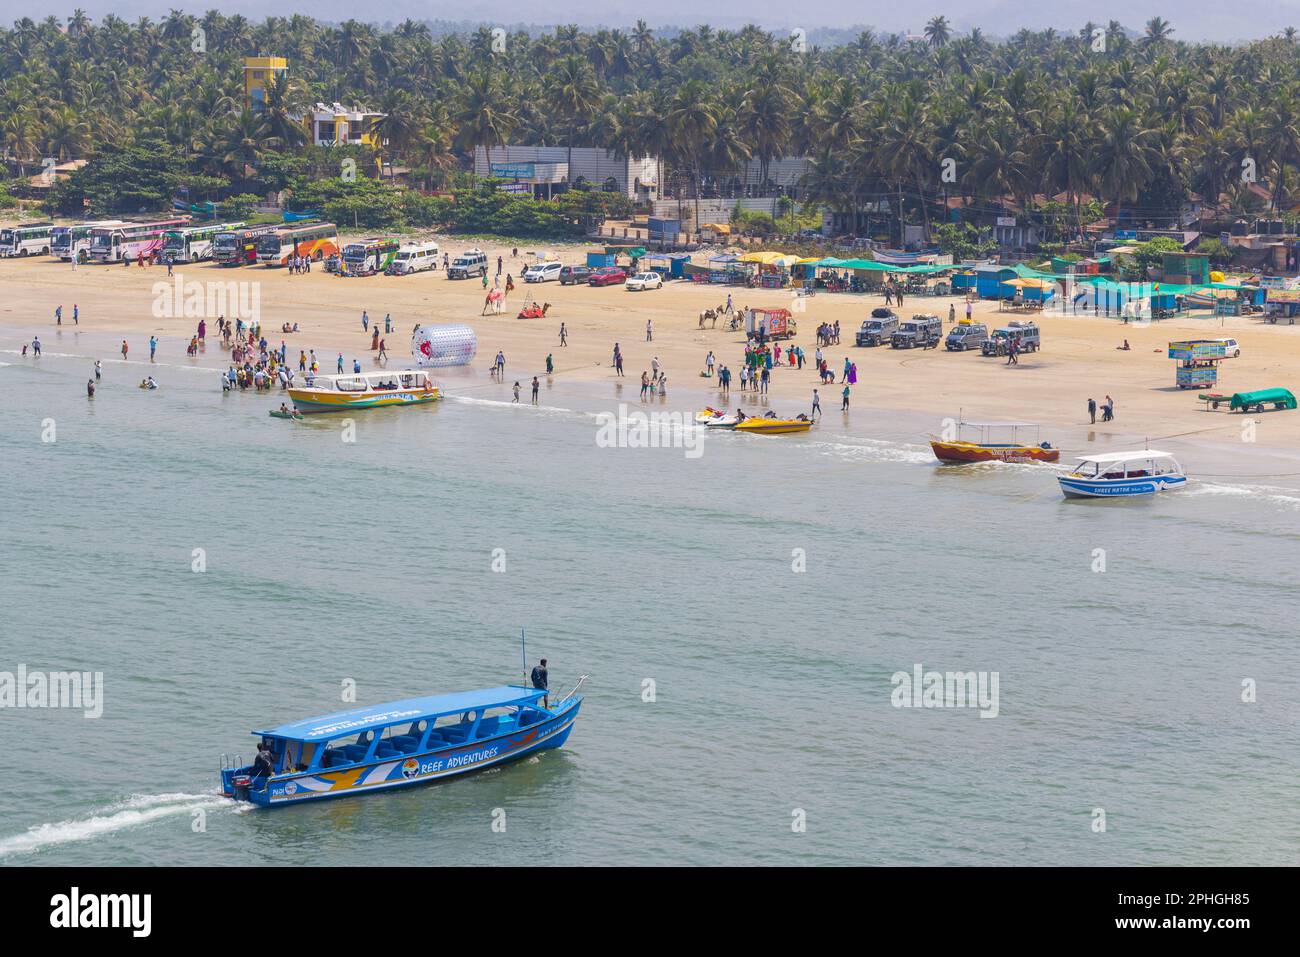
[2,12,1299,241]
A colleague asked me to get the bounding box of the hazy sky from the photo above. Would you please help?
[20,1,1300,43]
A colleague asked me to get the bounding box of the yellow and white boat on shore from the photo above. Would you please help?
[732,415,813,435]
[287,370,441,413]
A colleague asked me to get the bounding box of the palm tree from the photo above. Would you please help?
[665,80,718,230]
[925,17,952,49]
[1091,108,1159,227]
[549,54,599,183]
[452,71,519,175]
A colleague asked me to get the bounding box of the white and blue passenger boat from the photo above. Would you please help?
[1058,450,1187,499]
[221,682,583,807]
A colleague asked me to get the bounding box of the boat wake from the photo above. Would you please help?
[1186,481,1300,510]
[0,791,236,858]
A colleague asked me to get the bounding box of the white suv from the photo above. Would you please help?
[448,249,488,279]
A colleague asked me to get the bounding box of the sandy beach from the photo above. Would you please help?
[5,234,1300,478]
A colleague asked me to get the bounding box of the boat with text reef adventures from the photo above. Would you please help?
[221,681,584,807]
[286,369,440,413]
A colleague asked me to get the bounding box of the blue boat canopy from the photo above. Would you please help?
[254,685,546,742]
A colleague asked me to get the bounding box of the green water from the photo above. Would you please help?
[2,338,1298,865]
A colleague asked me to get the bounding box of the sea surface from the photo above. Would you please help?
[2,336,1299,866]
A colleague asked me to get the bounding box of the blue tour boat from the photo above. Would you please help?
[221,682,584,807]
[1058,450,1187,499]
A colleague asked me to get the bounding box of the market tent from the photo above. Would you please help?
[738,250,789,264]
[701,223,731,234]
[1002,277,1056,289]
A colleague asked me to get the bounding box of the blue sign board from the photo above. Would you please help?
[490,162,536,179]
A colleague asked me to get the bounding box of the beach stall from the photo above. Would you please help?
[975,265,1018,299]
[738,250,798,288]
[950,269,977,293]
[999,277,1055,310]
[586,250,616,268]
[644,252,690,279]
[1169,339,1227,389]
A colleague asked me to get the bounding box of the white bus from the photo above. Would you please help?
[390,240,440,275]
[89,218,192,263]
[51,221,126,262]
[0,222,55,257]
[161,222,246,263]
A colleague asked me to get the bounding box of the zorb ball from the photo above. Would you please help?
[411,324,476,368]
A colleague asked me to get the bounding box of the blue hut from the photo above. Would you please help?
[975,265,1017,299]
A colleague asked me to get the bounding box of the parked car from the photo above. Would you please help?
[855,308,900,346]
[1214,337,1241,358]
[891,315,943,349]
[560,265,592,285]
[447,249,488,279]
[523,261,563,283]
[626,271,664,291]
[945,320,988,351]
[981,321,1041,356]
[588,266,628,287]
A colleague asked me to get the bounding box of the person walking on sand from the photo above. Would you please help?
[378,338,387,363]
[965,299,973,321]
[73,304,78,325]
[337,353,344,374]
[362,310,369,332]
[32,337,41,356]
[531,376,540,404]
[149,336,157,361]
[559,322,567,346]
[546,353,554,374]
[646,319,653,342]
[121,340,128,360]
[1087,397,1097,424]
[842,384,851,411]
[811,388,822,421]
[55,305,62,325]
[1103,394,1115,422]
[948,303,956,324]
[512,381,521,403]
[706,351,715,377]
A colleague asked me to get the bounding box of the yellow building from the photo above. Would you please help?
[243,56,288,113]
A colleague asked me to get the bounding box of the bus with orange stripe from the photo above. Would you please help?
[256,221,339,266]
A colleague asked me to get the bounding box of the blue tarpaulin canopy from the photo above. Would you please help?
[256,686,546,741]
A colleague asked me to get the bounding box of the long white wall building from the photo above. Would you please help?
[473,146,658,200]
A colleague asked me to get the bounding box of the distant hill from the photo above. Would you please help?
[16,1,1300,43]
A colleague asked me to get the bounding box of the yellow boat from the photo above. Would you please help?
[287,369,441,413]
[732,416,813,435]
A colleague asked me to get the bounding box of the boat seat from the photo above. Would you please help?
[342,744,369,761]
[375,744,399,759]
[517,711,540,726]
[442,729,468,744]
[325,750,351,767]
[390,735,420,753]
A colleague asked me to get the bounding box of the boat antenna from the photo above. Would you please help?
[520,627,527,689]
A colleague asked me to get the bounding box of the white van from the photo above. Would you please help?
[523,261,563,283]
[448,248,488,279]
[1214,337,1241,358]
[392,240,439,275]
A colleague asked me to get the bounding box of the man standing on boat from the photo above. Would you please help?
[531,659,549,708]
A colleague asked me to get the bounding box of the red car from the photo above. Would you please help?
[588,266,627,287]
